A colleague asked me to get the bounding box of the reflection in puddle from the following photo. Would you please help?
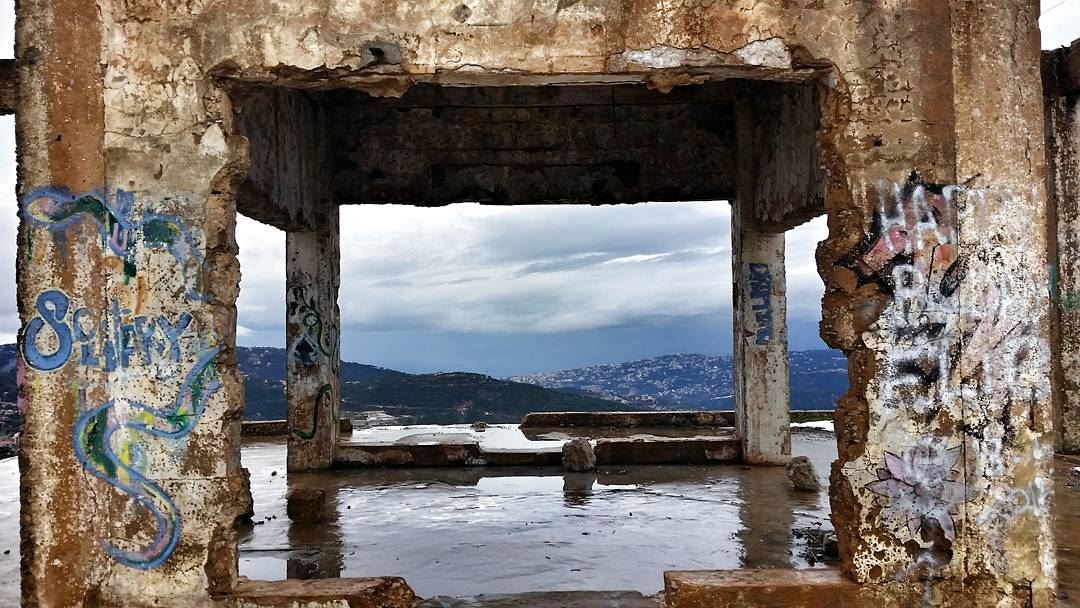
[238,432,838,597]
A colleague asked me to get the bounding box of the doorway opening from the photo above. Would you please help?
[226,76,832,601]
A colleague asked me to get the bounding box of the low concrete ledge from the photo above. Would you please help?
[241,420,289,436]
[232,577,416,607]
[242,418,353,437]
[520,410,833,429]
[521,411,734,428]
[665,570,860,607]
[334,442,563,467]
[662,570,1004,608]
[334,433,739,467]
[595,436,740,465]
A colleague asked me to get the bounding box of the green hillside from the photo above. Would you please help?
[341,372,629,424]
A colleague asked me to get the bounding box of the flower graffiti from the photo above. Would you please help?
[866,438,966,541]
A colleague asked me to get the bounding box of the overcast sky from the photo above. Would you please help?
[0,3,1078,376]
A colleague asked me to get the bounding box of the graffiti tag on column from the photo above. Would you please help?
[842,172,1049,551]
[23,188,207,301]
[292,384,333,441]
[22,290,194,373]
[287,283,338,369]
[747,263,774,345]
[21,187,220,569]
[286,278,340,442]
[72,347,221,569]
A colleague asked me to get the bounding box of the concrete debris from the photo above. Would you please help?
[562,438,596,472]
[785,456,821,492]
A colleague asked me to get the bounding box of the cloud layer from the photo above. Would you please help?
[237,203,830,340]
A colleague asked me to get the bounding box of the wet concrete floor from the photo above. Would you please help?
[239,431,837,598]
[0,433,1076,605]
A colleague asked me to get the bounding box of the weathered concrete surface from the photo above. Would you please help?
[233,577,416,608]
[741,81,823,231]
[1046,39,1080,454]
[15,0,1057,605]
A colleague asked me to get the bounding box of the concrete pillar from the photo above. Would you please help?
[815,3,1056,603]
[732,94,792,466]
[286,206,341,472]
[1046,39,1080,454]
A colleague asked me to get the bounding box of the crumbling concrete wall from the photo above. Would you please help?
[1046,39,1080,454]
[15,0,1057,605]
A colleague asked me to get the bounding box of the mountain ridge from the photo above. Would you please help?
[513,350,847,411]
[0,346,848,432]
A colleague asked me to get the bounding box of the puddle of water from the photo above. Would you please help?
[0,432,1075,605]
[238,432,837,597]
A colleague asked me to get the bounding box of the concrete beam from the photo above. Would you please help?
[742,81,824,232]
[286,206,341,472]
[731,93,792,466]
[323,83,737,206]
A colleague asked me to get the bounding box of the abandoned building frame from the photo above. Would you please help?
[8,1,1080,607]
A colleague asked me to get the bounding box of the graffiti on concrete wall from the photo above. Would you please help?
[286,278,339,443]
[72,346,221,569]
[747,263,774,345]
[287,282,338,368]
[22,290,196,372]
[292,383,333,441]
[20,187,219,569]
[22,188,207,301]
[843,173,1049,555]
[866,438,965,541]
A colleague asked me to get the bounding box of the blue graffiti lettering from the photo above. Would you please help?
[22,290,196,373]
[22,290,73,371]
[748,263,774,345]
